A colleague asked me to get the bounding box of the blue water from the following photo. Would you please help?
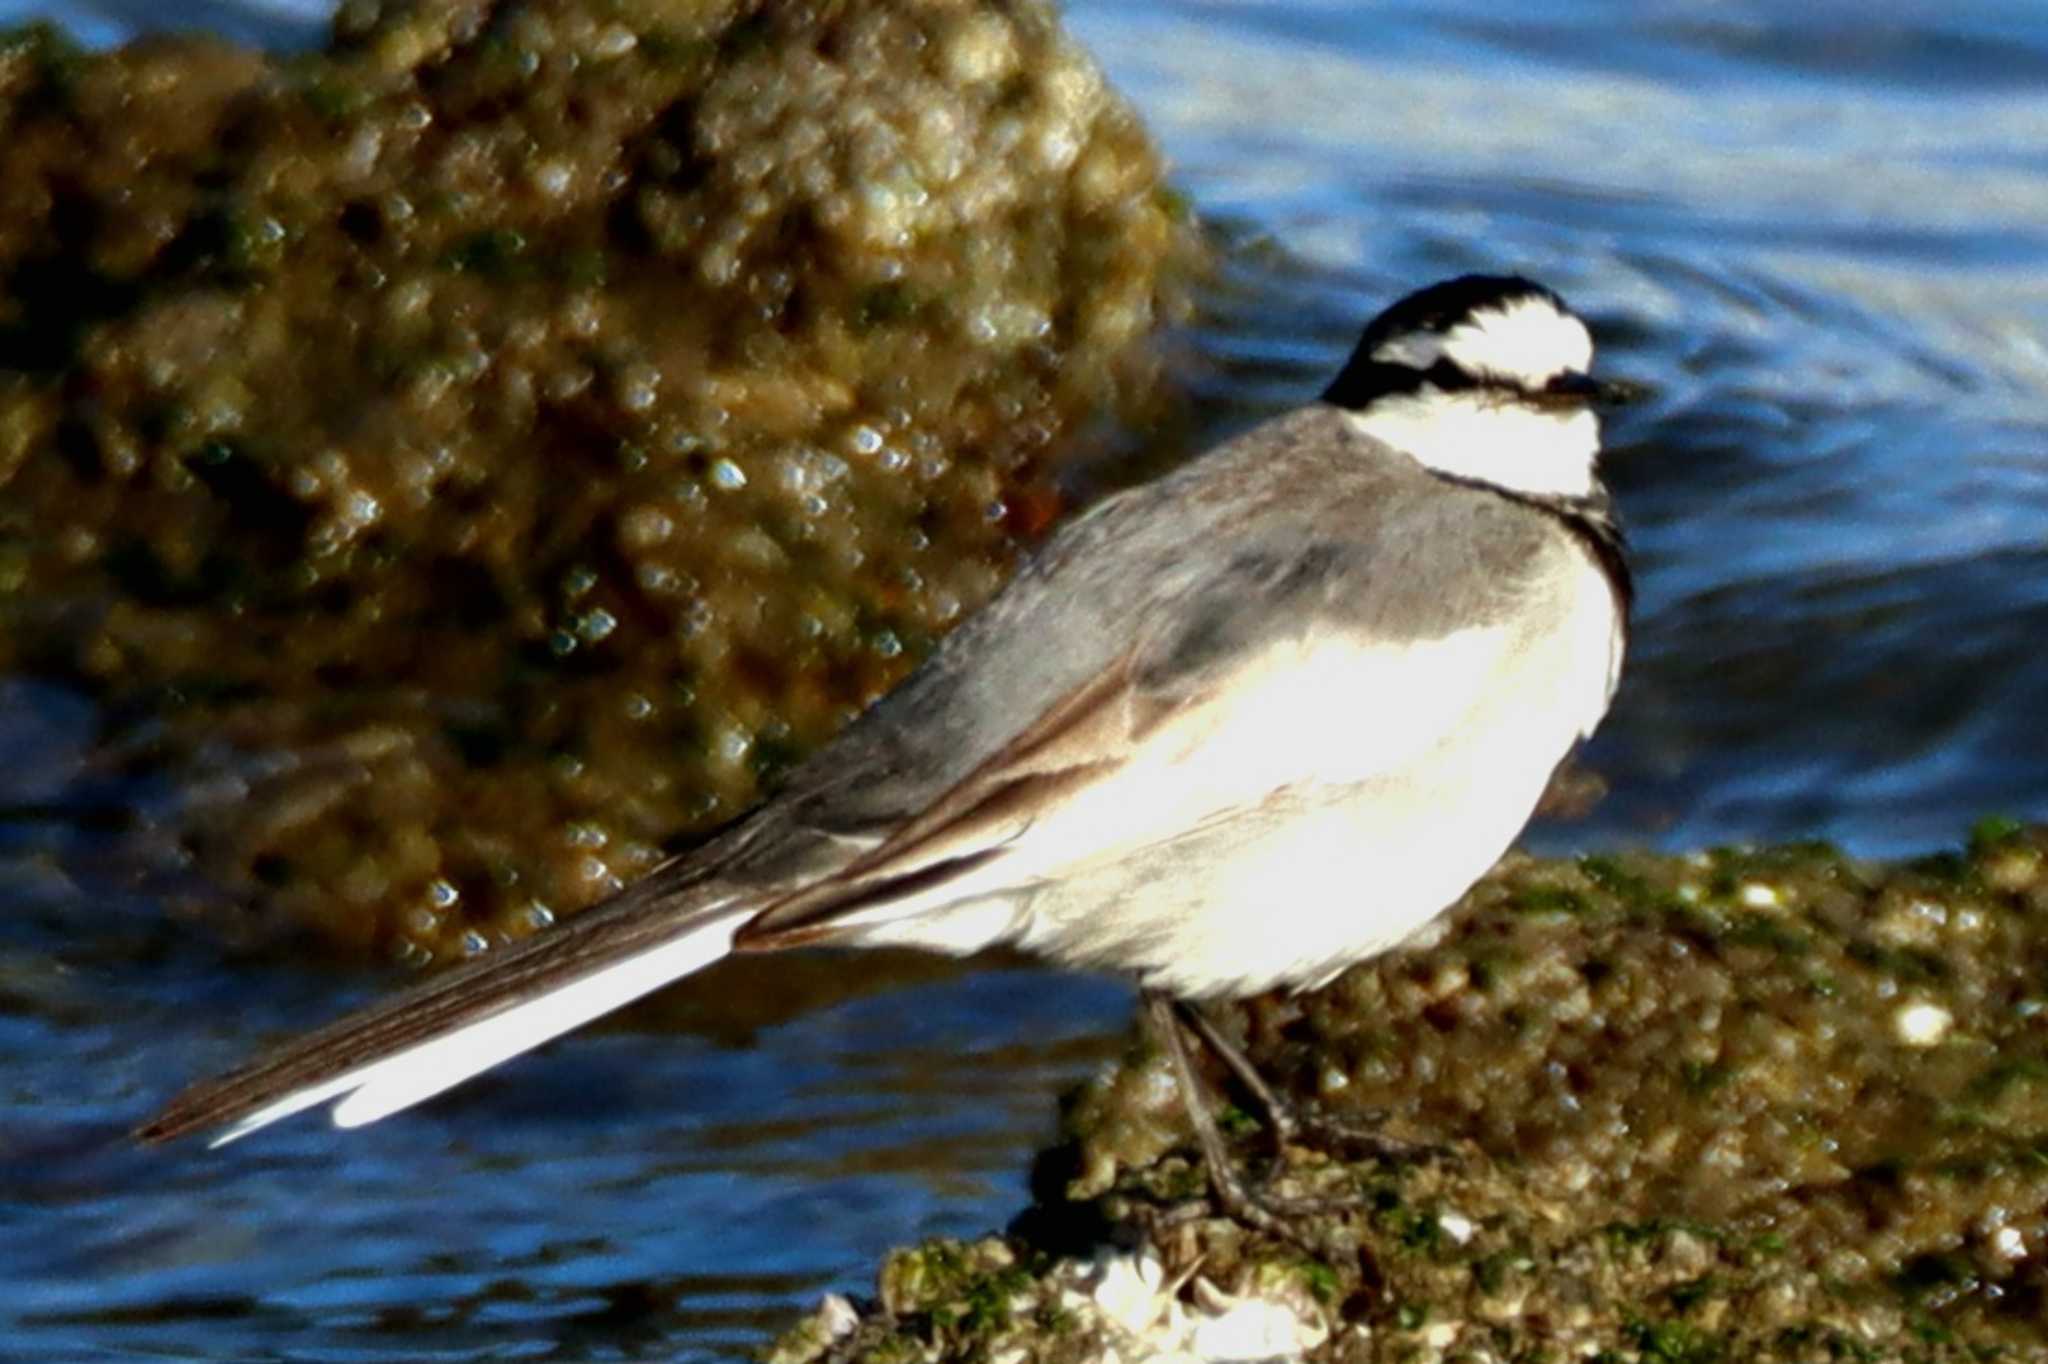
[4,1,2047,1358]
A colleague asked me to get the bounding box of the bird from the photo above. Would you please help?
[137,273,1632,1224]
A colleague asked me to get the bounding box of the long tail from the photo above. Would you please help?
[135,859,750,1148]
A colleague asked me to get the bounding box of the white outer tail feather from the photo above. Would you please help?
[209,913,743,1148]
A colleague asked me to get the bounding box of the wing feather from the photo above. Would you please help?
[734,537,1372,948]
[734,654,1140,945]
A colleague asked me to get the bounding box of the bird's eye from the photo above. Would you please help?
[1422,358,1477,392]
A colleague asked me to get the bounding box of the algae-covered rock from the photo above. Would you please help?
[0,0,1201,958]
[777,824,2048,1362]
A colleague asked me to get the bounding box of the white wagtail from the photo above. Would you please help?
[139,274,1632,1220]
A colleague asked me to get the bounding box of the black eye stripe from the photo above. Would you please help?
[1323,356,1563,409]
[1424,358,1483,392]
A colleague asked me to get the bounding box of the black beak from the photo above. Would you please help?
[1541,371,1640,408]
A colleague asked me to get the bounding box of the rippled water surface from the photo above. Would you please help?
[4,1,2046,1358]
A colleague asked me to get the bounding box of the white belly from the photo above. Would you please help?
[1011,704,1580,997]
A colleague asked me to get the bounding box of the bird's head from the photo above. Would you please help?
[1324,275,1629,499]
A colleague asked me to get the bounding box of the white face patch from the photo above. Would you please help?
[1371,293,1594,390]
[1343,391,1602,499]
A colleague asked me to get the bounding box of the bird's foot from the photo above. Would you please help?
[1163,996,1452,1169]
[1133,1152,1391,1268]
[1277,1107,1456,1169]
[1184,1162,1362,1242]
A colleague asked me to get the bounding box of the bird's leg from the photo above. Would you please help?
[1171,1000,1433,1163]
[1144,990,1296,1236]
[1143,991,1450,1240]
[1170,999,1300,1151]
